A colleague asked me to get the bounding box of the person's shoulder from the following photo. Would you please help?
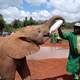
[63,32,72,37]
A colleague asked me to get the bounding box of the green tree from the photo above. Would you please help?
[23,17,39,26]
[12,19,23,29]
[28,17,34,25]
[28,17,38,25]
[4,24,15,32]
[23,17,28,26]
[0,14,6,35]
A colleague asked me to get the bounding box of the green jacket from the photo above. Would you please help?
[59,32,80,74]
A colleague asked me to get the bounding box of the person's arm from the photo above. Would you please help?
[58,27,64,38]
[58,27,69,40]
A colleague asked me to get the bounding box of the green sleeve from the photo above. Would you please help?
[59,32,70,40]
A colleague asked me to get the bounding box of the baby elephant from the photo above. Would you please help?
[0,16,63,80]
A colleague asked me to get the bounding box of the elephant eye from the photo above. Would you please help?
[38,30,41,33]
[37,29,41,33]
[37,28,41,33]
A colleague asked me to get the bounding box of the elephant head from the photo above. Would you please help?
[10,16,63,44]
[1,16,63,59]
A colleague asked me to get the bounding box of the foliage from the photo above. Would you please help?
[23,17,39,26]
[12,19,23,29]
[4,24,15,32]
[23,17,28,26]
[0,14,6,35]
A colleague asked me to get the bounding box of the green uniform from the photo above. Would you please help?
[59,32,80,74]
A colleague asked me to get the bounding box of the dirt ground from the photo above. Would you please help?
[15,40,73,80]
[15,59,73,80]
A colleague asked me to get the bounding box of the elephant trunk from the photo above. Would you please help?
[41,16,64,31]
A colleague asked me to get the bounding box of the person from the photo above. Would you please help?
[57,20,80,80]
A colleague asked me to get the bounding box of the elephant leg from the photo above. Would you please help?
[0,57,16,80]
[14,57,31,80]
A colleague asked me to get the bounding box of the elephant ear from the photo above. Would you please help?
[1,37,40,59]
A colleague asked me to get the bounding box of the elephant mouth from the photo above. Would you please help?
[35,33,50,45]
[19,37,45,45]
[35,36,50,45]
[19,32,50,45]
